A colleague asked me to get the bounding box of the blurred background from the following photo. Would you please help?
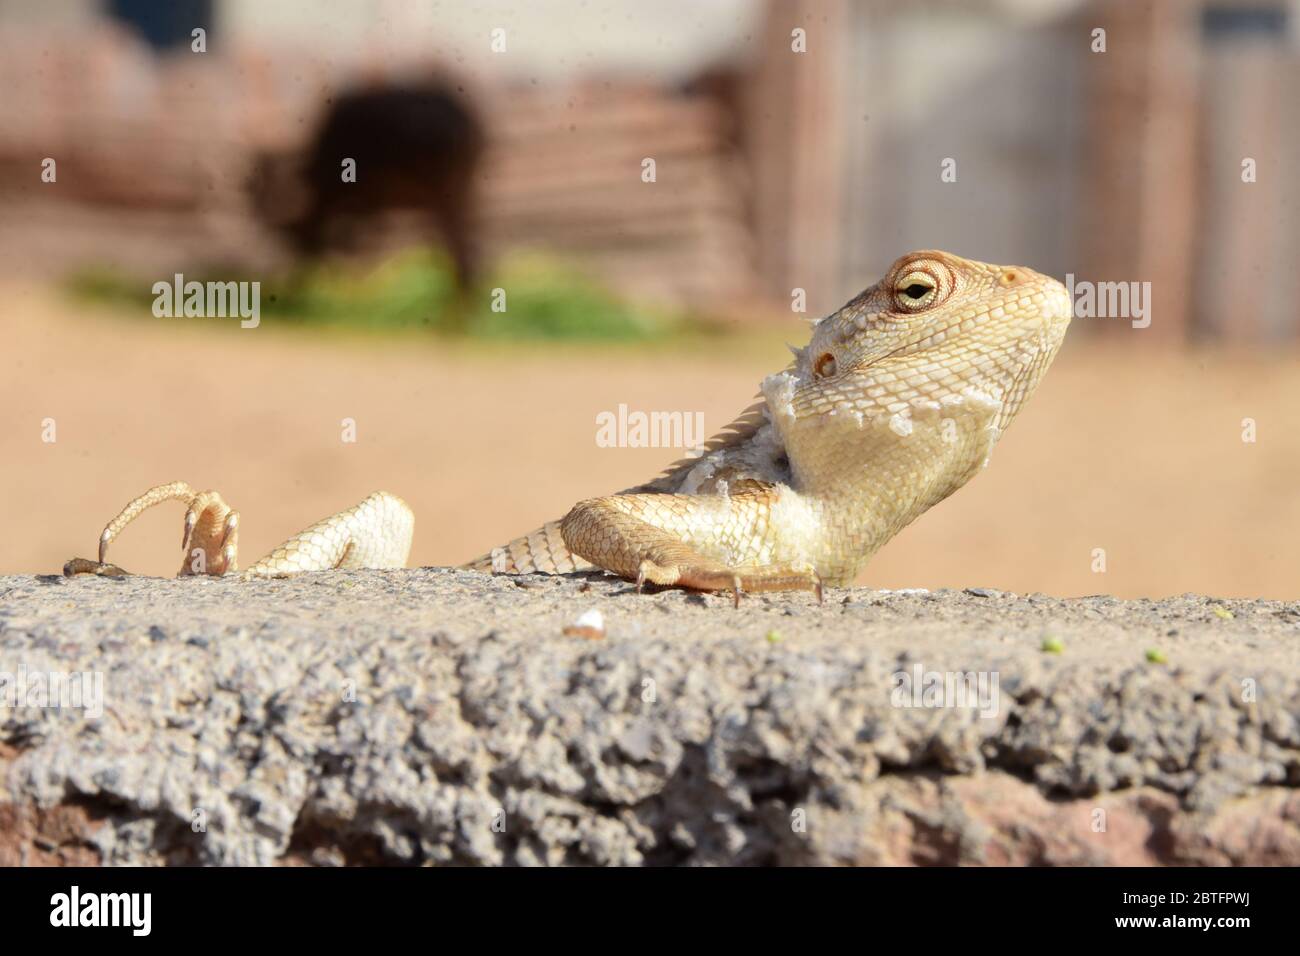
[0,0,1297,597]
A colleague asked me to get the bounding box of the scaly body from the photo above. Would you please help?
[67,251,1070,600]
[464,250,1071,599]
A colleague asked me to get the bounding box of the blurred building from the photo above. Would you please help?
[0,0,1298,340]
[1077,0,1300,343]
[754,0,1300,341]
[751,0,1084,316]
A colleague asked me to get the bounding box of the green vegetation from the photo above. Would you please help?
[67,249,688,342]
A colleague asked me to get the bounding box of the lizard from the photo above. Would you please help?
[65,251,1071,602]
[461,250,1072,601]
[64,483,414,579]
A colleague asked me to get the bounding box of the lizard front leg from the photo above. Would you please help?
[560,489,822,606]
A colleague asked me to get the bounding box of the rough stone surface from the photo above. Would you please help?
[0,569,1297,866]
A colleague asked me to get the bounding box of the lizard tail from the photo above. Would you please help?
[461,519,591,575]
[99,480,198,562]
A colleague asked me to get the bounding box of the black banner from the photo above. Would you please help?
[0,866,1278,942]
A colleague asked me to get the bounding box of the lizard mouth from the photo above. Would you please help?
[853,315,982,371]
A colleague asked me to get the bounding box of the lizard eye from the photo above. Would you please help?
[813,353,837,378]
[892,273,937,312]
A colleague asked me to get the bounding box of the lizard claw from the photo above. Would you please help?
[182,509,197,552]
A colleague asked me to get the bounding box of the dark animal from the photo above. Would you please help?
[250,84,485,290]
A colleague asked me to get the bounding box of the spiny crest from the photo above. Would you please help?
[642,399,772,492]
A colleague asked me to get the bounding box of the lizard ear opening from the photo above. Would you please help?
[813,353,838,378]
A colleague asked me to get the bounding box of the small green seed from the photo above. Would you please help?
[1145,648,1168,664]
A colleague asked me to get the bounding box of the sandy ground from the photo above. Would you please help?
[3,279,1300,598]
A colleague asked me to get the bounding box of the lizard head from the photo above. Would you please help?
[778,249,1072,433]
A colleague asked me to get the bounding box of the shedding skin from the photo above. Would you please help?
[466,250,1073,600]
